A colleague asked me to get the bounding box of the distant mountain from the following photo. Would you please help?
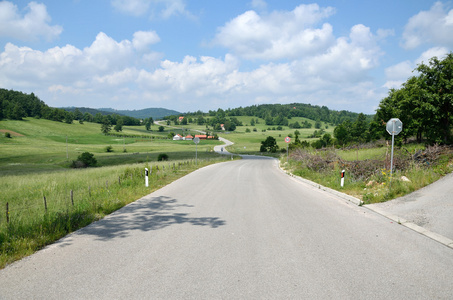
[99,108,181,120]
[62,107,122,116]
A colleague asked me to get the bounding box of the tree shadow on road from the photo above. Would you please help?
[72,196,226,241]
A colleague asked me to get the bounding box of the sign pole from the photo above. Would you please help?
[386,118,402,181]
[390,122,395,178]
[285,136,291,164]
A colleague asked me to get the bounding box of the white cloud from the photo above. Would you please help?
[250,0,267,11]
[111,0,151,16]
[213,4,336,60]
[402,1,453,49]
[383,47,449,89]
[111,0,193,19]
[0,4,389,113]
[132,30,160,51]
[415,46,449,65]
[0,31,160,90]
[0,1,62,41]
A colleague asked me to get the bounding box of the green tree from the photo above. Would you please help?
[374,52,453,144]
[73,108,83,121]
[64,111,74,124]
[334,121,351,145]
[351,113,368,143]
[158,125,165,132]
[114,119,123,132]
[72,152,97,168]
[101,119,112,135]
[260,136,279,153]
[416,53,453,144]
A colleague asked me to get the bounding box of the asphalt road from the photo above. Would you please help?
[1,157,453,299]
[367,171,453,241]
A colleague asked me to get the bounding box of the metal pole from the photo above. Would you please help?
[390,121,395,179]
[286,143,289,164]
[196,144,198,165]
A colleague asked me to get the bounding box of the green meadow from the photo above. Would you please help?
[164,116,334,154]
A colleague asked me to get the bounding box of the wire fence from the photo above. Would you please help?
[0,159,205,225]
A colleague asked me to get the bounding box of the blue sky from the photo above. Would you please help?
[1,0,452,114]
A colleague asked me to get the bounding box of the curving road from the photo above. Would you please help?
[1,157,453,299]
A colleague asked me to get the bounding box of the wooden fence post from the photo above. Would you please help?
[6,202,9,223]
[43,196,47,213]
[71,190,74,206]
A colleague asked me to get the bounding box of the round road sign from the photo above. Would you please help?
[193,137,200,144]
[285,136,291,143]
[386,118,403,135]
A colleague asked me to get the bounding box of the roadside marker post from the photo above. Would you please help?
[193,137,200,165]
[340,170,345,187]
[145,168,149,187]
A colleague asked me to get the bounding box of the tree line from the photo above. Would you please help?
[0,89,143,129]
[329,52,453,147]
[182,103,368,127]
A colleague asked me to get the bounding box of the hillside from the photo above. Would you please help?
[99,107,181,120]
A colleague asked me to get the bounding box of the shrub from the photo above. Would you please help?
[4,132,11,138]
[105,145,113,152]
[71,152,97,168]
[157,153,169,161]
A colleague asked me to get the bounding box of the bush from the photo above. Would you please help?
[105,145,113,152]
[71,152,97,168]
[4,132,11,138]
[157,153,169,161]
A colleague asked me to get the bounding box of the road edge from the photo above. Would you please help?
[277,160,453,250]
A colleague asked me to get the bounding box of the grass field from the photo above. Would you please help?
[0,118,222,175]
[159,116,333,154]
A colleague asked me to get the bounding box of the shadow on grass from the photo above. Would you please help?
[72,196,226,242]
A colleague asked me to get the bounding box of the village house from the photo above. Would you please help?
[173,134,183,140]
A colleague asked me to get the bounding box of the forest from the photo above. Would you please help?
[0,89,141,127]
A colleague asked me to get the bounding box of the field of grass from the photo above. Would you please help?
[0,118,222,175]
[162,116,333,154]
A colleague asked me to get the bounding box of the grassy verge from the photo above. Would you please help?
[282,144,453,204]
[0,157,233,269]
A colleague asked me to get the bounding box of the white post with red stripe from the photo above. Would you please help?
[340,170,345,187]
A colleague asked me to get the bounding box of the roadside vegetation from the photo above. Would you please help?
[281,143,452,204]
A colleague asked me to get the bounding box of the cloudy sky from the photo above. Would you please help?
[1,0,452,114]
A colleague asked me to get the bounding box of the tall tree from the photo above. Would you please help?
[416,53,453,144]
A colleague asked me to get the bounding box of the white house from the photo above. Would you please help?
[173,134,183,140]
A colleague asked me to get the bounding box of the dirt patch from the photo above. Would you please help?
[0,129,24,136]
